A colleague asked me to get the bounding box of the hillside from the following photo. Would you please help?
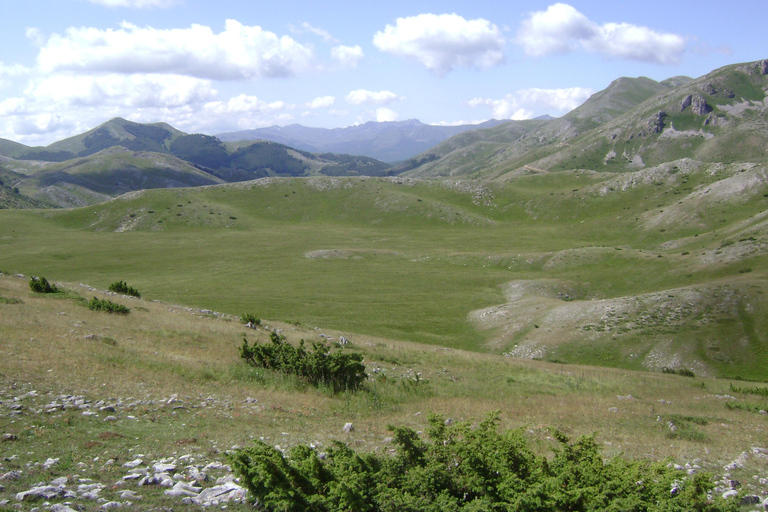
[400,60,767,179]
[2,271,767,509]
[216,119,507,163]
[0,120,393,207]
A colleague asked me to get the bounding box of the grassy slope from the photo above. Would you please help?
[0,276,765,471]
[1,271,767,508]
[1,164,766,379]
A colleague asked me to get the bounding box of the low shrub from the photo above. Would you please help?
[230,412,735,512]
[241,313,261,325]
[108,280,140,298]
[29,276,59,294]
[662,367,695,377]
[87,297,130,314]
[239,332,366,392]
[730,383,768,397]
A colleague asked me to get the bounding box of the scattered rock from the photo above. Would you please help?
[16,485,67,502]
[152,463,177,474]
[193,481,247,506]
[740,495,761,506]
[342,422,354,433]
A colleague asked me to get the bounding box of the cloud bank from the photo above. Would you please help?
[469,87,593,119]
[517,3,686,64]
[373,13,505,75]
[37,20,316,80]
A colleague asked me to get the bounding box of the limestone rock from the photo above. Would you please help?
[691,94,711,116]
[680,95,692,111]
[647,111,667,134]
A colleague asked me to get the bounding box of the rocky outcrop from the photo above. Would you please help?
[691,94,711,116]
[759,59,768,75]
[680,95,692,111]
[647,111,667,133]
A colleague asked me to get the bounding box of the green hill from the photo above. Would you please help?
[0,120,392,206]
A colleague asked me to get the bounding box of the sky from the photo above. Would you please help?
[0,0,765,146]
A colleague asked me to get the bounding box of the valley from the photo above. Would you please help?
[1,58,768,510]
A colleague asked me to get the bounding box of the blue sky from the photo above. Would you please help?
[0,0,765,145]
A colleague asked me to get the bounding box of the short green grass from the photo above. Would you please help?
[0,169,766,374]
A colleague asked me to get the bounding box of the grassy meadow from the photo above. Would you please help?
[1,271,768,508]
[1,166,767,377]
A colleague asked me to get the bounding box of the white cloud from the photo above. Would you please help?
[517,3,686,64]
[307,96,335,109]
[375,107,399,122]
[37,20,315,80]
[373,13,505,76]
[204,94,292,116]
[295,22,338,43]
[469,87,592,119]
[331,45,364,68]
[346,89,401,105]
[85,0,179,8]
[27,74,217,108]
[0,62,30,82]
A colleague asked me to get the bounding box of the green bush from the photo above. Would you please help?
[87,297,130,314]
[108,280,141,298]
[239,332,366,392]
[230,412,735,512]
[29,276,59,294]
[241,313,261,325]
[662,367,695,377]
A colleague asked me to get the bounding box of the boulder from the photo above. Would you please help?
[691,95,711,116]
[193,481,247,506]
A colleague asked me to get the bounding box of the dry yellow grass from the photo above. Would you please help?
[1,272,767,493]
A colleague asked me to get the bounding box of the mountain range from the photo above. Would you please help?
[0,58,766,209]
[216,118,508,163]
[395,60,768,178]
[0,119,394,208]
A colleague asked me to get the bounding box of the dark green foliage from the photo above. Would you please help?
[725,402,768,414]
[230,142,308,177]
[108,280,141,298]
[231,412,735,512]
[239,332,366,392]
[241,313,261,325]
[80,122,172,156]
[18,149,76,162]
[29,276,59,294]
[87,297,130,314]
[661,367,695,377]
[730,383,768,397]
[170,134,230,169]
[318,153,392,177]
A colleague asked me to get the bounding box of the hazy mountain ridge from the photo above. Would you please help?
[216,119,507,163]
